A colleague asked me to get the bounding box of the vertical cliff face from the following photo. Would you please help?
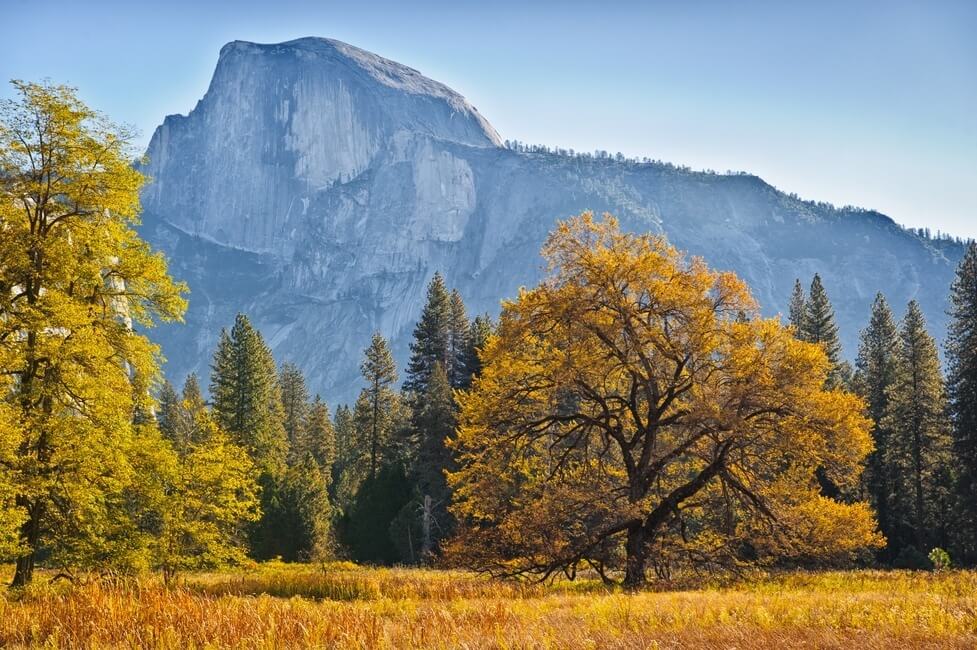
[140,37,499,255]
[140,37,965,404]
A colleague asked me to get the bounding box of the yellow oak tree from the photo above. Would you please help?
[448,213,882,587]
[0,81,187,585]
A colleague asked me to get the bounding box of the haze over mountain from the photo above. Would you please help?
[139,37,966,403]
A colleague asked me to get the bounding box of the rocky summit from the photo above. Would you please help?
[139,36,965,403]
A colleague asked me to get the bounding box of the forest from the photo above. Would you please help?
[2,81,976,647]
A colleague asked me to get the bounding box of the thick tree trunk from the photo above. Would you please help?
[622,524,648,590]
[11,499,42,587]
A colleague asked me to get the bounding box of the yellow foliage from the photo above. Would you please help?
[0,80,187,583]
[449,212,881,585]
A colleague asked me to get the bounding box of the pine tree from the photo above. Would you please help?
[332,404,361,514]
[882,301,953,561]
[304,396,337,477]
[156,380,181,446]
[460,314,494,388]
[273,453,333,562]
[447,289,471,388]
[788,278,807,332]
[801,274,850,389]
[278,362,310,461]
[410,363,457,560]
[404,272,452,395]
[947,242,977,562]
[853,293,899,556]
[208,314,290,558]
[167,373,208,452]
[209,314,288,477]
[360,332,398,480]
[182,373,205,412]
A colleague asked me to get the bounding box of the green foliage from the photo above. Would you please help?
[947,242,977,562]
[279,362,310,459]
[461,314,494,388]
[788,278,807,332]
[882,301,953,555]
[402,364,458,561]
[151,410,259,582]
[404,273,453,395]
[358,332,399,480]
[303,396,336,478]
[854,293,899,558]
[929,547,952,572]
[259,454,333,563]
[341,464,412,565]
[210,315,288,477]
[800,274,851,389]
[447,289,471,388]
[332,404,361,514]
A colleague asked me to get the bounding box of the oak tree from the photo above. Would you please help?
[448,213,881,587]
[0,81,186,585]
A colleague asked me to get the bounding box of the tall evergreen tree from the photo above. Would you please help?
[272,453,333,562]
[208,314,290,558]
[853,293,899,555]
[801,274,850,388]
[332,404,362,514]
[304,396,337,476]
[410,364,457,560]
[279,362,310,460]
[360,332,398,480]
[209,314,288,476]
[947,242,977,562]
[788,278,807,332]
[447,289,471,388]
[404,272,452,395]
[882,301,953,561]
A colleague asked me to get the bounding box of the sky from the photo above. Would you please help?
[2,0,975,238]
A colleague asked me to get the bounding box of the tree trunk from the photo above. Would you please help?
[11,499,43,587]
[421,494,433,562]
[622,524,648,590]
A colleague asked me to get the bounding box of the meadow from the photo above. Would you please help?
[1,563,975,649]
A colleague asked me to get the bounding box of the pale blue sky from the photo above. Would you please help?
[2,0,975,237]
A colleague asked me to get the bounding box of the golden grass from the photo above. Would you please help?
[1,563,975,648]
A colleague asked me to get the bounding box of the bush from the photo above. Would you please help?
[929,548,952,572]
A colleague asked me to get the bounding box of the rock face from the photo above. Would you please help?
[140,37,965,404]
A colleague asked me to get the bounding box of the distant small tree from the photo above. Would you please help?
[801,275,851,389]
[788,279,807,332]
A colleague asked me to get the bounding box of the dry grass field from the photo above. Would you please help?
[1,563,975,649]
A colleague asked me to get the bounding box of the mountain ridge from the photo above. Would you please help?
[138,37,966,403]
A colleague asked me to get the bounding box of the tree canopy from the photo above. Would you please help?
[448,213,881,587]
[0,80,187,585]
